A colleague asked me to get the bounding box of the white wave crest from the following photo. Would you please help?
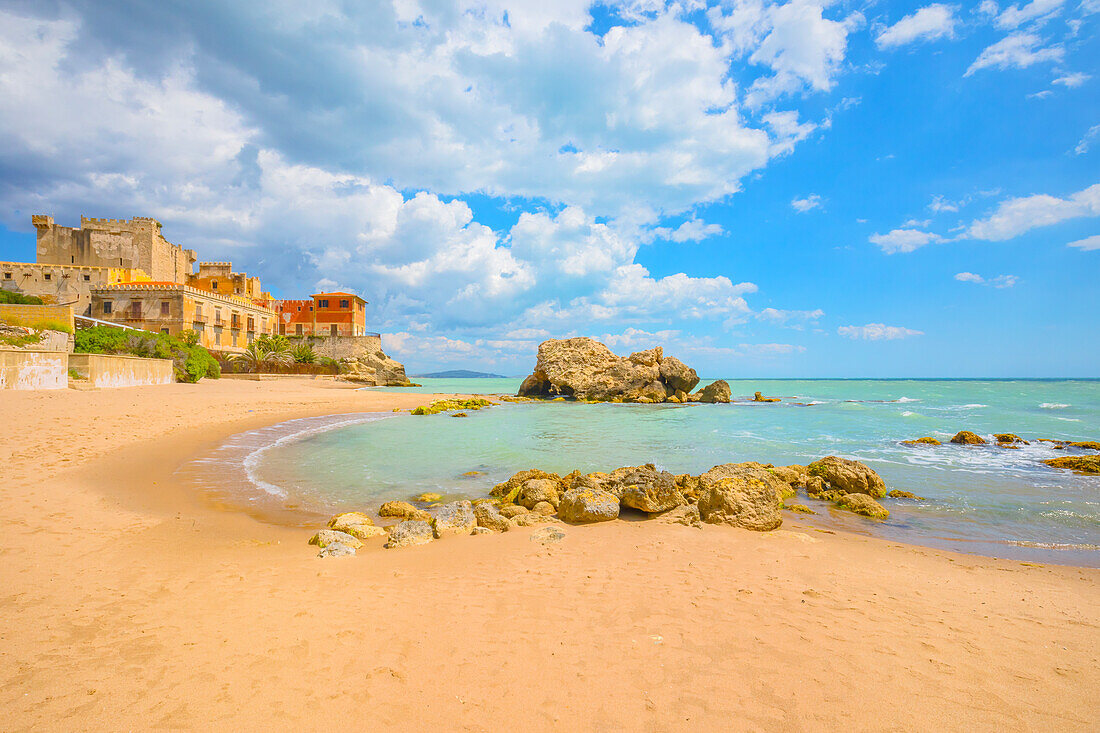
[962,404,988,408]
[1039,403,1070,409]
[895,397,920,403]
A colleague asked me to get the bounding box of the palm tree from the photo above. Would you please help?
[229,340,294,373]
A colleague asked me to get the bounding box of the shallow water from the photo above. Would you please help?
[182,379,1100,565]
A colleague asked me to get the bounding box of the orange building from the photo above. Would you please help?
[276,292,368,337]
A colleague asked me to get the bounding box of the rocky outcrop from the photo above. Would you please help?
[327,512,386,540]
[807,456,887,498]
[697,475,783,531]
[753,391,780,403]
[901,437,942,445]
[697,380,731,403]
[431,500,476,538]
[516,337,699,403]
[308,529,364,550]
[701,462,792,503]
[340,348,416,387]
[473,502,513,532]
[607,464,685,513]
[558,487,620,523]
[655,503,701,526]
[994,433,1029,445]
[836,493,889,519]
[950,430,987,445]
[386,520,435,548]
[378,500,431,521]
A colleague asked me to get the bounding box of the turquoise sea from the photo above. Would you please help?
[182,378,1100,565]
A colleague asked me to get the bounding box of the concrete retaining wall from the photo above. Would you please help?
[0,350,68,390]
[0,303,75,332]
[68,353,174,388]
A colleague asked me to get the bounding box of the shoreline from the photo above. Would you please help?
[2,380,1098,729]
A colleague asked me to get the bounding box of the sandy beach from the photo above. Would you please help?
[1,380,1097,731]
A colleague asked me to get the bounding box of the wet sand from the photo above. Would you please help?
[1,380,1097,731]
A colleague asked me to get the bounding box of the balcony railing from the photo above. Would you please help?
[193,314,207,323]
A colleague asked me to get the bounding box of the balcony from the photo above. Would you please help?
[192,313,207,324]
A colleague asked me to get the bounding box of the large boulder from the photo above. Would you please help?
[327,512,384,540]
[490,469,562,504]
[837,493,890,519]
[807,456,887,498]
[516,337,699,403]
[308,529,364,550]
[339,348,416,387]
[473,503,513,532]
[520,478,563,509]
[698,380,731,403]
[558,487,620,523]
[431,501,476,538]
[379,501,431,521]
[701,462,792,504]
[696,475,782,531]
[385,520,435,548]
[606,464,685,513]
[1043,455,1100,475]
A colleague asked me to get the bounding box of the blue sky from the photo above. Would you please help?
[0,0,1096,376]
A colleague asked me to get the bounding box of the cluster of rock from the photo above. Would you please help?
[900,431,1099,475]
[306,455,910,557]
[339,349,418,387]
[410,398,494,416]
[517,337,711,403]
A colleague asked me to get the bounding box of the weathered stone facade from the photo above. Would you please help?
[1,261,150,315]
[33,215,196,284]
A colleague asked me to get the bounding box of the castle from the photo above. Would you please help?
[1,215,373,354]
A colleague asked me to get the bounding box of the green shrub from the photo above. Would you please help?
[75,325,220,383]
[0,290,44,305]
[292,343,317,363]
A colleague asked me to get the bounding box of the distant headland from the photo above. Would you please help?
[411,369,508,379]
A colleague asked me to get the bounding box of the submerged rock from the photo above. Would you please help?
[417,492,443,503]
[558,487,620,523]
[431,501,477,538]
[994,433,1029,445]
[1067,440,1100,451]
[808,456,887,498]
[698,380,731,403]
[836,493,890,520]
[887,490,925,500]
[783,503,815,514]
[901,437,942,445]
[309,529,364,550]
[753,391,780,403]
[515,337,698,403]
[386,520,435,548]
[950,430,987,445]
[1042,455,1100,475]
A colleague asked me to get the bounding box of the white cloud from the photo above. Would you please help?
[790,194,823,212]
[599,327,682,350]
[965,32,1064,76]
[876,4,958,49]
[1053,72,1090,87]
[1067,235,1100,251]
[978,0,1000,16]
[967,184,1100,240]
[837,323,924,340]
[995,0,1065,29]
[757,307,824,328]
[869,229,945,254]
[929,195,961,212]
[954,272,1018,287]
[1073,124,1100,154]
[650,218,725,243]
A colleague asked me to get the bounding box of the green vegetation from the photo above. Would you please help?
[291,343,317,363]
[74,326,220,383]
[410,398,494,416]
[0,291,44,305]
[68,368,85,380]
[229,338,293,373]
[0,329,45,348]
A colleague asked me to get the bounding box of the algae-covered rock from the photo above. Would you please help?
[887,490,925,500]
[836,493,889,519]
[701,462,793,505]
[417,492,443,503]
[994,433,1029,445]
[385,520,435,548]
[698,380,731,403]
[490,469,562,504]
[808,456,887,498]
[309,529,364,550]
[697,474,782,531]
[411,398,494,416]
[752,391,780,403]
[431,501,476,538]
[610,464,685,513]
[520,478,563,509]
[474,502,513,532]
[950,430,987,445]
[327,512,382,540]
[901,437,942,445]
[1067,441,1100,451]
[379,500,431,521]
[1042,455,1100,475]
[784,503,815,514]
[558,487,620,523]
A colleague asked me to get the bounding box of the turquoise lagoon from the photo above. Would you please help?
[182,379,1100,565]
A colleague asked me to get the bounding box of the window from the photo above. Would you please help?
[130,300,142,318]
[319,299,329,308]
[330,324,338,336]
[160,301,170,316]
[215,331,221,345]
[3,273,10,279]
[44,273,51,281]
[83,274,90,282]
[247,317,255,331]
[102,301,113,314]
[339,299,349,309]
[211,281,218,290]
[279,323,285,335]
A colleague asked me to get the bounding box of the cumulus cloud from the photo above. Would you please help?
[649,219,725,243]
[1053,72,1091,87]
[869,229,945,254]
[966,184,1100,240]
[995,0,1066,29]
[1067,234,1100,251]
[954,272,1018,287]
[965,33,1063,76]
[837,323,924,340]
[876,4,958,49]
[790,194,824,212]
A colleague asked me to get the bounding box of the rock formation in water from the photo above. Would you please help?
[340,347,417,387]
[517,337,699,403]
[950,430,987,445]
